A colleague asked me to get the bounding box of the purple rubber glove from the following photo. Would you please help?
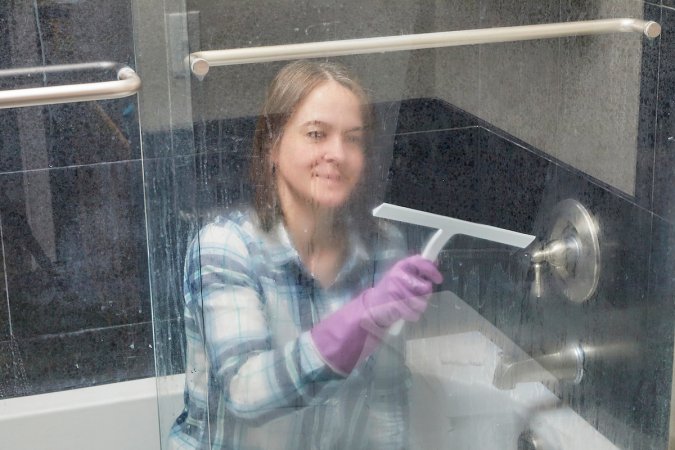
[310,255,443,375]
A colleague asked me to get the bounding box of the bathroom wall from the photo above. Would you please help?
[185,0,420,126]
[655,2,675,226]
[171,0,675,448]
[391,2,675,446]
[428,0,646,195]
[382,96,672,449]
[390,2,675,446]
[187,0,650,195]
[654,3,675,449]
[0,1,154,398]
[0,1,670,449]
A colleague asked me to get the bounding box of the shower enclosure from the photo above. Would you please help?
[0,1,673,449]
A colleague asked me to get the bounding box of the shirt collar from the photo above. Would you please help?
[265,217,370,273]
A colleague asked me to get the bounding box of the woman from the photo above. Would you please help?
[169,61,442,449]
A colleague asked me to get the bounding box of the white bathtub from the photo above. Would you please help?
[0,292,617,450]
[0,374,185,450]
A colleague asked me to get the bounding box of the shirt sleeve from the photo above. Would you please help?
[184,220,340,423]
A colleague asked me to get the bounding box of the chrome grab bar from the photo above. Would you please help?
[0,62,141,109]
[190,18,661,77]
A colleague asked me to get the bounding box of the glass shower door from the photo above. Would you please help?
[0,0,146,401]
[145,2,674,450]
[0,2,161,449]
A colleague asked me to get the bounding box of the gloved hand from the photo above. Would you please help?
[361,255,443,328]
[311,255,443,375]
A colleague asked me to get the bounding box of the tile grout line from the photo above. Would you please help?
[0,157,144,178]
[0,214,13,337]
[30,320,154,342]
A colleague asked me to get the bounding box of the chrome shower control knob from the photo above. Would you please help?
[531,199,601,303]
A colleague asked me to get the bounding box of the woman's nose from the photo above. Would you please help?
[323,136,346,162]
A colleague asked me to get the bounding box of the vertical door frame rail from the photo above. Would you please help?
[189,18,660,77]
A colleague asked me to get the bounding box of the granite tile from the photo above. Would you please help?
[391,98,481,134]
[432,44,481,115]
[0,258,8,342]
[0,2,40,72]
[427,1,481,113]
[386,127,550,235]
[0,110,22,174]
[634,3,663,210]
[386,128,483,221]
[473,130,552,234]
[640,215,675,446]
[44,99,141,167]
[384,96,672,447]
[0,91,141,173]
[534,164,662,450]
[654,5,675,224]
[0,4,9,71]
[35,1,134,66]
[0,322,154,399]
[557,0,645,195]
[0,337,31,398]
[0,1,139,171]
[477,0,562,159]
[188,0,425,120]
[0,161,150,339]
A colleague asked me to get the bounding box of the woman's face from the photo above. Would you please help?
[273,80,366,213]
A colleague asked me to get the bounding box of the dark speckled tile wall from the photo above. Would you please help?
[0,90,140,172]
[0,160,153,397]
[0,6,673,450]
[0,322,154,397]
[0,2,139,171]
[0,1,152,399]
[384,115,672,449]
[654,6,675,223]
[0,264,8,342]
[635,3,663,209]
[387,127,550,234]
[0,162,149,338]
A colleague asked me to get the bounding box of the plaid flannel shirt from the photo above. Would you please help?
[168,209,410,449]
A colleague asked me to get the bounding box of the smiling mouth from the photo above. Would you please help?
[313,172,342,181]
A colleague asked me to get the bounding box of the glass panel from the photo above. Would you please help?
[0,2,160,449]
[131,0,200,447]
[151,2,675,450]
[0,0,148,398]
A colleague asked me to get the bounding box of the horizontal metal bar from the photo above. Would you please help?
[0,61,119,79]
[190,18,661,77]
[0,64,141,109]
